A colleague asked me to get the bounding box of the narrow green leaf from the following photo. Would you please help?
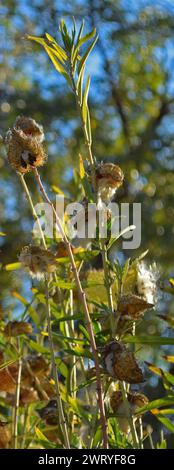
[76,20,85,45]
[35,427,49,442]
[135,397,174,415]
[77,64,85,105]
[107,225,136,251]
[45,33,67,61]
[28,340,50,355]
[79,324,90,342]
[78,35,98,79]
[55,357,68,378]
[79,153,85,179]
[44,45,72,87]
[82,75,91,124]
[78,28,97,47]
[123,335,174,346]
[12,291,39,327]
[86,105,92,145]
[154,415,174,433]
[5,262,21,271]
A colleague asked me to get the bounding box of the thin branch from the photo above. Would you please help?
[34,168,108,449]
[69,69,97,195]
[101,241,115,336]
[13,338,22,449]
[120,381,139,449]
[44,275,70,449]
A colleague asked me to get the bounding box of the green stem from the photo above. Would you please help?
[13,338,22,449]
[120,382,139,449]
[101,241,115,336]
[70,70,97,195]
[34,168,108,449]
[44,275,70,448]
[19,174,47,249]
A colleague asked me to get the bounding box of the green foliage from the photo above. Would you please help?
[0,1,174,450]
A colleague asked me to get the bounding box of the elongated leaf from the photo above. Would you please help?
[146,362,174,386]
[163,355,174,363]
[79,153,85,179]
[28,340,50,355]
[5,262,21,271]
[0,232,6,236]
[35,427,49,442]
[44,45,72,86]
[78,35,98,79]
[152,414,174,433]
[45,33,67,61]
[54,279,76,290]
[78,28,97,47]
[82,75,91,124]
[55,357,68,378]
[12,291,39,327]
[86,105,92,145]
[0,357,19,370]
[123,335,174,346]
[64,347,92,359]
[51,184,64,195]
[135,397,174,415]
[79,324,90,342]
[107,225,136,251]
[154,409,174,415]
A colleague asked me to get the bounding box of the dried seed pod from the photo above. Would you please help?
[37,400,58,425]
[102,340,144,384]
[5,116,46,173]
[0,351,4,364]
[4,321,32,337]
[110,391,148,434]
[25,354,50,376]
[19,245,57,279]
[95,162,124,203]
[71,197,95,249]
[117,294,154,320]
[0,368,16,393]
[6,387,39,406]
[0,421,11,448]
[14,116,44,142]
[39,378,55,399]
[7,355,50,387]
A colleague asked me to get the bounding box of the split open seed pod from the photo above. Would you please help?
[117,294,154,320]
[0,422,11,448]
[19,245,57,278]
[102,340,144,384]
[5,116,47,173]
[4,321,33,337]
[95,162,124,203]
[110,390,148,433]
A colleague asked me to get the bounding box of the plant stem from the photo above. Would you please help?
[13,338,22,449]
[19,174,70,447]
[34,168,108,449]
[44,275,70,448]
[19,174,47,249]
[70,289,76,402]
[21,405,29,449]
[101,241,115,336]
[70,71,97,195]
[120,382,139,449]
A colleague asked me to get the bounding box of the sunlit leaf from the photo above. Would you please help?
[124,335,174,346]
[5,262,21,271]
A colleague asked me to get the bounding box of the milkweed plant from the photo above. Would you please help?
[1,19,174,450]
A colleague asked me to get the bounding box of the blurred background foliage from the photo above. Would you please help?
[0,0,174,447]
